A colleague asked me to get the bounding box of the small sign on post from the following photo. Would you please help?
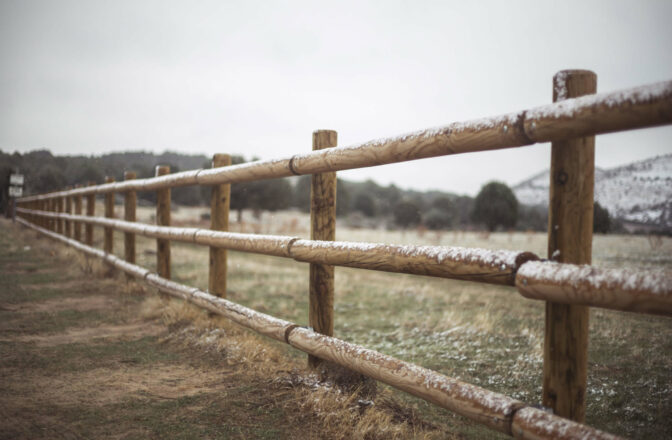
[8,186,23,197]
[9,173,24,222]
[10,174,24,186]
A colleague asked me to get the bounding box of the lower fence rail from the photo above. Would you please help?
[15,216,621,440]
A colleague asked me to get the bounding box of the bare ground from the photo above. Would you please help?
[0,219,451,440]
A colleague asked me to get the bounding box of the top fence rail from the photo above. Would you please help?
[18,80,672,202]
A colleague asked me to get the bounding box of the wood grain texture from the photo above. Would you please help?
[516,261,672,316]
[292,240,536,286]
[309,130,337,368]
[288,326,522,434]
[85,181,96,246]
[104,176,115,253]
[17,81,672,203]
[511,406,620,440]
[124,171,137,264]
[208,154,231,298]
[155,166,171,279]
[543,70,595,422]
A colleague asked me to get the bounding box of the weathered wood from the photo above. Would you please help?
[104,176,115,253]
[208,154,231,298]
[74,185,83,242]
[308,130,337,368]
[17,81,672,203]
[292,240,537,286]
[288,326,523,433]
[124,171,137,264]
[85,181,96,246]
[511,406,620,440]
[64,188,72,238]
[16,215,624,440]
[155,166,171,280]
[543,70,595,422]
[516,261,672,316]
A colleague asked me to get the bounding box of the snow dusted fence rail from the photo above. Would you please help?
[15,70,672,439]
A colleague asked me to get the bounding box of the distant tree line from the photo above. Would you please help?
[1,149,611,233]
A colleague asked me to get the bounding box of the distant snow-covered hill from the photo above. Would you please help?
[513,154,672,228]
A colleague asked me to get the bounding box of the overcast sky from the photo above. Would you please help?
[1,0,670,195]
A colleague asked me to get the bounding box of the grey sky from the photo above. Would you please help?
[1,0,671,195]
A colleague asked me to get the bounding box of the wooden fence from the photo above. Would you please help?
[15,70,672,439]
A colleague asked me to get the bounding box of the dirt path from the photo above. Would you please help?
[0,220,448,440]
[0,221,324,440]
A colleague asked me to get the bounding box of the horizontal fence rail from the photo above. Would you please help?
[14,71,671,438]
[516,261,672,316]
[18,207,672,317]
[17,208,536,286]
[16,217,620,440]
[17,80,672,202]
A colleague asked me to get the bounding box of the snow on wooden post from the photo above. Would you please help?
[209,154,231,298]
[74,185,83,242]
[308,129,338,368]
[85,181,96,246]
[543,69,596,422]
[104,176,115,253]
[64,188,72,238]
[155,166,171,280]
[124,171,137,264]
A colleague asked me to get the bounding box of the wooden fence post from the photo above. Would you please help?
[56,196,64,235]
[209,154,231,297]
[124,172,137,264]
[35,200,40,228]
[45,199,51,230]
[155,166,171,280]
[85,181,95,246]
[308,129,338,368]
[543,69,596,422]
[104,176,115,253]
[46,199,52,230]
[52,198,58,231]
[64,187,72,238]
[74,185,83,242]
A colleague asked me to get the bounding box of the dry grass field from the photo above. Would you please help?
[0,220,449,439]
[16,204,672,438]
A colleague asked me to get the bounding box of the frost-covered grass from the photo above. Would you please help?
[95,207,671,438]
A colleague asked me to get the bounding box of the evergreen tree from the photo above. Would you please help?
[471,181,518,231]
